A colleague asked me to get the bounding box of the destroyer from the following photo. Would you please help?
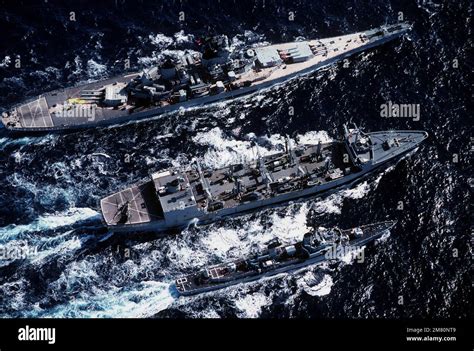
[2,23,410,133]
[175,221,395,296]
[99,124,427,233]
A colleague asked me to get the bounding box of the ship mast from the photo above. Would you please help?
[256,145,272,185]
[286,135,305,176]
[196,160,213,201]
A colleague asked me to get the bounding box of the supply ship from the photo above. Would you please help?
[1,23,410,133]
[99,124,427,233]
[175,221,395,296]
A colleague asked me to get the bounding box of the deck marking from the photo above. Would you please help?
[129,186,158,218]
[31,101,42,127]
[127,188,144,222]
[19,97,53,128]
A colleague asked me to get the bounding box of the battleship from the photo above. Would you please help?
[99,124,427,233]
[1,23,411,133]
[175,221,395,296]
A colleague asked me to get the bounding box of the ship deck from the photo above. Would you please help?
[2,24,408,131]
[101,141,349,227]
[175,221,396,295]
[367,131,428,164]
[100,180,164,226]
[99,128,426,228]
[187,141,350,211]
[234,24,407,88]
[2,73,140,130]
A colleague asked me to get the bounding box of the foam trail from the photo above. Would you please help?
[297,272,334,297]
[0,134,57,151]
[196,202,311,263]
[310,180,373,215]
[193,127,331,169]
[29,231,83,263]
[235,292,272,318]
[0,208,100,243]
[0,137,35,150]
[25,281,176,318]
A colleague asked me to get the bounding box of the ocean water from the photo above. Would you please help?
[0,0,471,318]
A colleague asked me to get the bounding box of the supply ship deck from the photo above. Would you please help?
[99,124,427,233]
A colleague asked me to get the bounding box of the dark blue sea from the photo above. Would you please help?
[0,0,471,318]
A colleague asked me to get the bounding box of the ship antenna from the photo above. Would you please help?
[196,159,213,201]
[286,135,302,174]
[285,135,291,162]
[256,145,271,185]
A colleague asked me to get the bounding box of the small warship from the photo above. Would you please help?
[99,124,427,233]
[175,221,396,295]
[2,23,410,133]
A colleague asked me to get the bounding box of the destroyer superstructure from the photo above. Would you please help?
[2,23,410,132]
[175,221,395,296]
[100,124,427,233]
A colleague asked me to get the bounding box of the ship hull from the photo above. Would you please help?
[3,27,409,134]
[177,222,393,296]
[106,141,419,234]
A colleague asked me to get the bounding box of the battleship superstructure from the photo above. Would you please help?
[175,221,395,296]
[2,23,410,133]
[99,124,427,233]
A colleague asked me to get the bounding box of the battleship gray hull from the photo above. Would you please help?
[175,221,396,296]
[2,24,410,133]
[100,124,427,233]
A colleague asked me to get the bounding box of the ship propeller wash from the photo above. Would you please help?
[2,23,411,133]
[175,221,396,296]
[99,124,427,233]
